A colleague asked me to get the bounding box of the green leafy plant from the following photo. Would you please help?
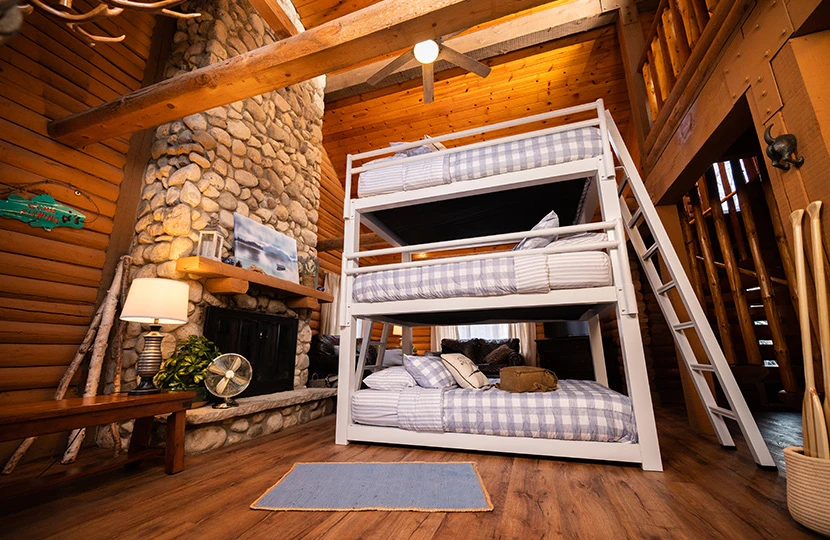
[155,335,221,395]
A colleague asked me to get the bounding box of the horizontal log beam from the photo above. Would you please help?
[325,0,610,98]
[49,0,556,147]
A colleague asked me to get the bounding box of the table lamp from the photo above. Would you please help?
[120,278,189,395]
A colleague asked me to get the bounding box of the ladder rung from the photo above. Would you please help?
[708,406,738,421]
[617,176,629,195]
[643,243,659,260]
[627,208,643,228]
[673,321,696,331]
[656,281,676,295]
[689,363,715,372]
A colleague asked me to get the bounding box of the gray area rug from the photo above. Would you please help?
[251,461,493,512]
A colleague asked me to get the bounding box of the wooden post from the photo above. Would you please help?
[702,168,763,366]
[690,188,738,365]
[656,204,716,437]
[678,198,708,305]
[750,157,821,358]
[734,163,798,394]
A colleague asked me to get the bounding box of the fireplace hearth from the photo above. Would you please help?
[203,307,298,398]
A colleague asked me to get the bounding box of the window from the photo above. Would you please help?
[457,324,510,340]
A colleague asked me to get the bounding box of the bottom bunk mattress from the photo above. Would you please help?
[352,235,611,303]
[351,380,638,443]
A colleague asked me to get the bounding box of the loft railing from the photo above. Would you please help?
[637,0,752,171]
[639,0,712,121]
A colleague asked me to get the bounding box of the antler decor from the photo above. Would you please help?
[3,0,199,46]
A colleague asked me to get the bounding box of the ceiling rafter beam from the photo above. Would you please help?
[48,0,557,147]
[248,0,303,39]
[325,0,611,98]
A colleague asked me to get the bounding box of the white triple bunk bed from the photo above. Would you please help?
[335,100,775,472]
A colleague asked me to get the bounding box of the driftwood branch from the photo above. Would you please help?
[62,259,126,464]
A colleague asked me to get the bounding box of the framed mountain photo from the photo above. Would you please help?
[233,213,299,283]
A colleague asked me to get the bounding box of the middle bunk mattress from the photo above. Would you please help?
[352,231,612,303]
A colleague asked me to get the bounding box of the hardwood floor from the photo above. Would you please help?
[1,407,818,539]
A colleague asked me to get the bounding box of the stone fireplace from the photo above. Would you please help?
[109,0,336,454]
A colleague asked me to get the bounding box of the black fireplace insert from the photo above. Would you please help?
[203,306,298,397]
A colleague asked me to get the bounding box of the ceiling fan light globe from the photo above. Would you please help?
[414,40,439,64]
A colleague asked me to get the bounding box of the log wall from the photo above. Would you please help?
[0,13,157,459]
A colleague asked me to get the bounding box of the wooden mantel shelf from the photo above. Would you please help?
[176,257,333,309]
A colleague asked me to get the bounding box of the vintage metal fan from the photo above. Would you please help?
[367,38,491,103]
[205,353,252,409]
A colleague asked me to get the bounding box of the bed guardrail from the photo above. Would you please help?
[343,220,618,272]
[339,219,633,315]
[343,99,607,218]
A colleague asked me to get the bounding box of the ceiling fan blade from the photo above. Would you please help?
[367,49,417,86]
[438,46,491,79]
[422,62,434,104]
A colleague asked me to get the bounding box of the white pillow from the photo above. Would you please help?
[441,353,489,389]
[363,366,417,391]
[514,210,560,250]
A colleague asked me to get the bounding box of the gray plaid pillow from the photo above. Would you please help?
[403,355,456,388]
[514,210,560,250]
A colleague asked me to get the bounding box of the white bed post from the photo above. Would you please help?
[400,252,414,354]
[336,156,361,446]
[596,100,662,471]
[587,315,608,387]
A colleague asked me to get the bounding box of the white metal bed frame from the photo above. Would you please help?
[335,100,663,471]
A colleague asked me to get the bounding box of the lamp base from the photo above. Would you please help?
[128,377,161,395]
[129,325,164,396]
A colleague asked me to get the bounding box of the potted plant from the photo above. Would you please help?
[155,335,221,407]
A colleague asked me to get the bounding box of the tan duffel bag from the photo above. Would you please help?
[497,366,559,393]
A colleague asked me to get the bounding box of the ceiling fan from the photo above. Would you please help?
[366,38,491,104]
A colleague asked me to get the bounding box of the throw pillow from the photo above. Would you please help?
[363,366,417,391]
[403,355,456,388]
[441,353,489,389]
[514,210,560,250]
[382,348,404,366]
[483,343,514,365]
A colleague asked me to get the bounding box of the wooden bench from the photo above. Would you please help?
[0,391,195,475]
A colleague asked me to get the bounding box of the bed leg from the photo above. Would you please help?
[588,315,608,387]
[336,316,356,446]
[617,310,663,472]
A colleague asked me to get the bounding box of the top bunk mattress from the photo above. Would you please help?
[357,127,603,199]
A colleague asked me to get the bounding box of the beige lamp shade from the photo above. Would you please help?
[120,278,189,325]
[392,325,403,337]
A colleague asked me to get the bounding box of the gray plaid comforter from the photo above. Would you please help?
[352,258,517,303]
[396,380,637,442]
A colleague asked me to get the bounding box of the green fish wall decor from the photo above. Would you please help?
[0,193,85,231]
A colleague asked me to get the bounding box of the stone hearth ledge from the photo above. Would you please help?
[178,387,336,424]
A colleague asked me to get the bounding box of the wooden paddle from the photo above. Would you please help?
[807,202,830,453]
[812,389,830,459]
[792,208,818,457]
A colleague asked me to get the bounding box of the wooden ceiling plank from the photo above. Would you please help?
[48,0,558,147]
[248,0,303,39]
[325,0,607,94]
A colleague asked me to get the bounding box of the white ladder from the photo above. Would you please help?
[606,112,775,468]
[354,320,393,390]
